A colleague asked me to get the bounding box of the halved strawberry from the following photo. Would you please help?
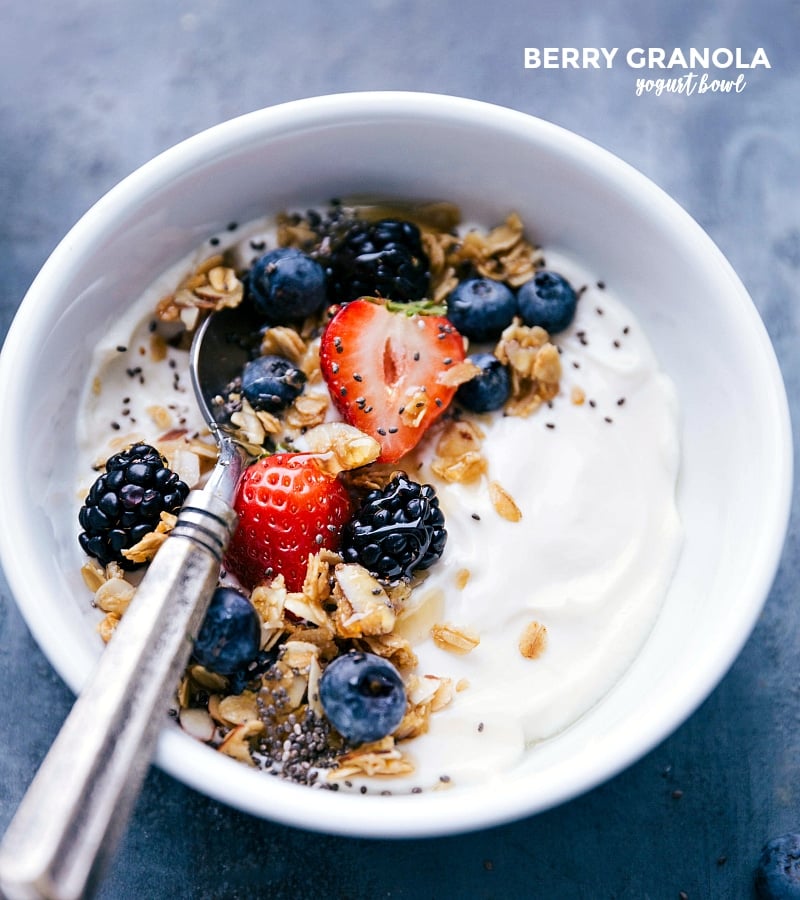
[319,299,465,462]
[224,453,351,591]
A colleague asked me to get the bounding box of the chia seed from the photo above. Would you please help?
[254,701,340,786]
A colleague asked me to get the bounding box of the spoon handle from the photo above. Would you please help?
[0,489,237,900]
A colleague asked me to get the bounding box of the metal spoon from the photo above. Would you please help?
[0,302,263,900]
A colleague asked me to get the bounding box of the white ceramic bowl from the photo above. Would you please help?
[0,92,791,838]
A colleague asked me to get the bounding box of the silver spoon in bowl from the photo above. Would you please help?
[0,302,263,900]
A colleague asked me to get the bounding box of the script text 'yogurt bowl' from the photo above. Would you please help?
[0,92,791,838]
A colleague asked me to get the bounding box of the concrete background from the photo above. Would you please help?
[1,1,798,897]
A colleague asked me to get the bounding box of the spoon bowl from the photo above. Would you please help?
[189,302,263,502]
[190,301,264,432]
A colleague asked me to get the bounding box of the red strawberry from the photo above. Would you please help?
[319,299,466,462]
[224,453,351,591]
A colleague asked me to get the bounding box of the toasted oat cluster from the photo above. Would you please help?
[78,201,580,792]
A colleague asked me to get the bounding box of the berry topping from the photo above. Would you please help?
[247,247,327,324]
[319,651,407,745]
[341,474,446,582]
[224,453,351,591]
[324,218,430,304]
[456,352,511,413]
[516,269,578,334]
[755,833,800,899]
[445,277,518,342]
[319,298,465,463]
[241,354,306,412]
[193,587,262,676]
[78,443,189,569]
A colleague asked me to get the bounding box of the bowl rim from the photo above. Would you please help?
[0,91,793,837]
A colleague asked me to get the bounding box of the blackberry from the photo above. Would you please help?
[78,443,190,569]
[341,474,446,582]
[325,218,430,304]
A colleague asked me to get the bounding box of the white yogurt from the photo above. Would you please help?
[393,251,682,788]
[75,221,682,792]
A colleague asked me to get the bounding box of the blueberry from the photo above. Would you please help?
[517,269,578,334]
[319,651,406,744]
[241,354,306,412]
[756,833,800,899]
[193,587,261,675]
[446,277,517,342]
[456,353,511,413]
[247,247,327,324]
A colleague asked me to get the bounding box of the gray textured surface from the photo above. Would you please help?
[1,2,798,898]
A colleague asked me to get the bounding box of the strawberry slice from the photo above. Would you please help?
[319,299,466,462]
[224,453,351,591]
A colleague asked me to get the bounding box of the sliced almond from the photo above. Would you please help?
[333,564,396,638]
